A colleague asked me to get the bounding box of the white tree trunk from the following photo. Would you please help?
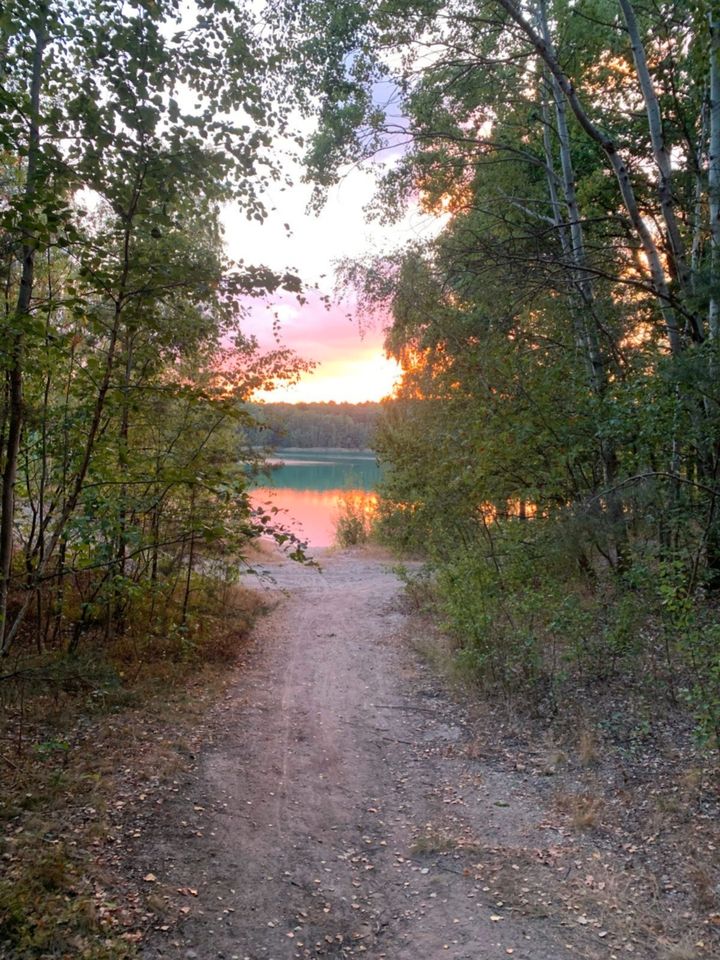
[496,0,682,356]
[618,0,692,304]
[537,0,605,393]
[690,97,707,288]
[709,13,720,340]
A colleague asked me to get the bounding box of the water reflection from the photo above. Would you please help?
[253,487,376,547]
[252,450,380,547]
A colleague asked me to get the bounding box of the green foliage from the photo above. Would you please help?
[657,561,720,746]
[0,0,316,664]
[334,491,377,546]
[293,0,720,742]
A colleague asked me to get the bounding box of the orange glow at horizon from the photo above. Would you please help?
[255,352,401,404]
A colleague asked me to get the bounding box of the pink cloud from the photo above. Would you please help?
[238,291,399,403]
[242,291,389,366]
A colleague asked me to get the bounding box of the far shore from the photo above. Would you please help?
[272,446,376,455]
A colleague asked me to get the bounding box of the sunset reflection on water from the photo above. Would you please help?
[251,487,373,548]
[251,450,381,548]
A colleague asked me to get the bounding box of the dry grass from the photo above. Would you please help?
[324,541,399,563]
[577,727,600,766]
[532,733,569,776]
[660,941,702,960]
[554,789,604,830]
[410,830,460,856]
[690,866,719,910]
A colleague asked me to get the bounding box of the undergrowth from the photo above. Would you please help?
[394,538,720,953]
[392,520,720,748]
[334,491,378,547]
[0,577,263,959]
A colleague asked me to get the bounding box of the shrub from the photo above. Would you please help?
[334,492,377,546]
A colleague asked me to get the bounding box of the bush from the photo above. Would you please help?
[334,492,377,546]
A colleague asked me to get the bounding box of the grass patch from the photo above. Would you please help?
[410,830,460,856]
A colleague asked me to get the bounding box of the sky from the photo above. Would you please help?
[222,152,440,404]
[168,0,439,405]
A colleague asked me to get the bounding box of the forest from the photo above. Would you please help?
[248,401,381,448]
[0,1,317,669]
[3,0,720,955]
[305,0,720,744]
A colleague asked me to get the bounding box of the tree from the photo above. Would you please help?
[0,0,307,654]
[278,0,720,727]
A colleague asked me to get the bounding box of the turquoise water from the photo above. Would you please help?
[252,449,381,547]
[262,449,380,491]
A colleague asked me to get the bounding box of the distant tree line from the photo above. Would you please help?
[249,402,381,449]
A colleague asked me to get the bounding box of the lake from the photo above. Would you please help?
[252,449,381,548]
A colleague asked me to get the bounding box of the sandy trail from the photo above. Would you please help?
[140,550,629,960]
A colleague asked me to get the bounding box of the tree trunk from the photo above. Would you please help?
[537,1,604,392]
[181,485,197,627]
[690,97,708,289]
[497,0,682,356]
[709,13,720,341]
[536,0,627,568]
[0,9,47,652]
[113,329,134,635]
[703,12,720,583]
[618,0,694,310]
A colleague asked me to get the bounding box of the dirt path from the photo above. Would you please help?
[139,550,655,960]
